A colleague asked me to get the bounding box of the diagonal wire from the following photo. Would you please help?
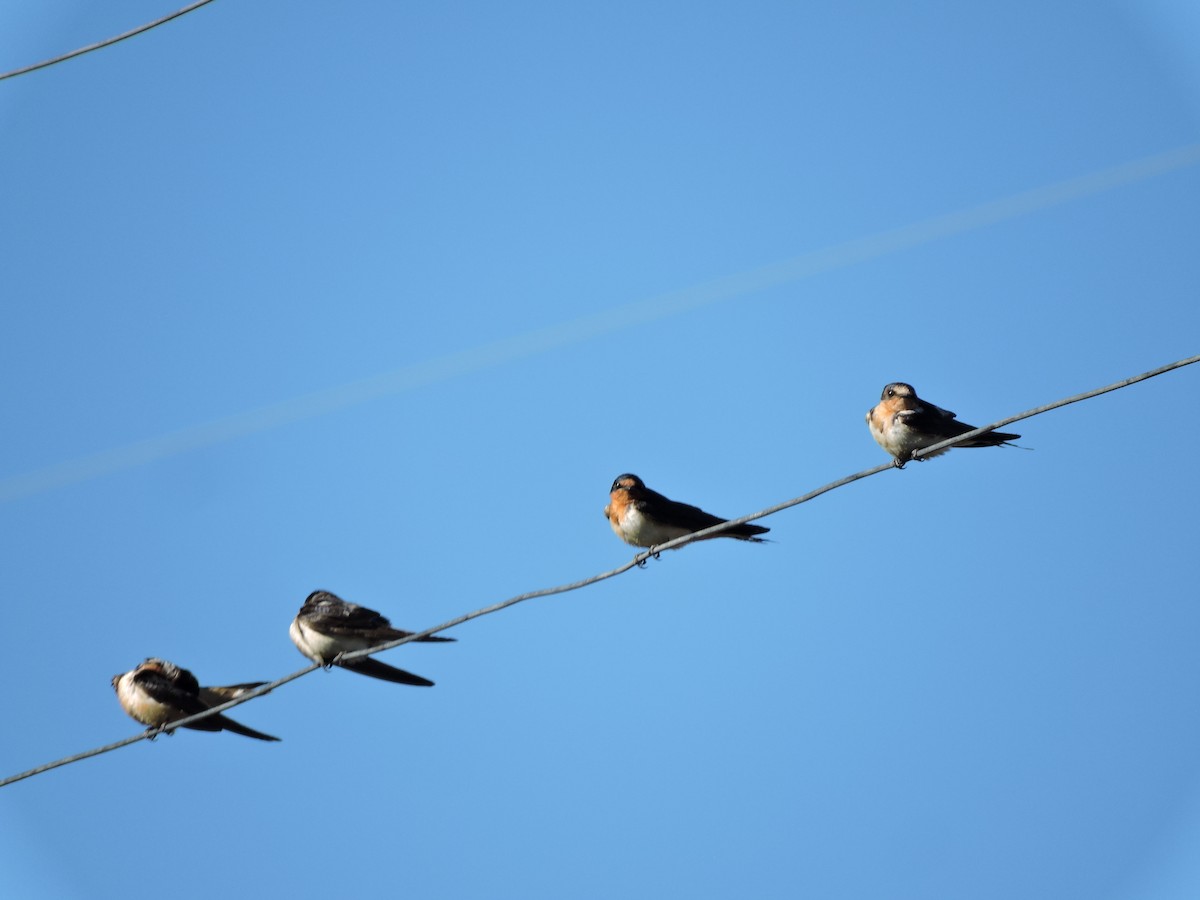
[909,354,1200,461]
[1,353,1197,789]
[0,0,218,82]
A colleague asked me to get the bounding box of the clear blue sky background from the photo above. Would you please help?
[2,2,1199,898]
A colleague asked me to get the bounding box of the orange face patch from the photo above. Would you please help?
[605,489,631,523]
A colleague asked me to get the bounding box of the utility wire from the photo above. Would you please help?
[0,0,218,82]
[1,354,1196,789]
[909,354,1200,461]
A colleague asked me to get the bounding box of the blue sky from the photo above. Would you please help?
[2,2,1199,898]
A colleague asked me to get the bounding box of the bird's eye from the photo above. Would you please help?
[885,388,894,397]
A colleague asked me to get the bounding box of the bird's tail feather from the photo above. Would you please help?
[342,657,436,687]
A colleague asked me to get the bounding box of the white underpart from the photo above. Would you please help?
[115,673,177,727]
[614,504,692,547]
[870,411,950,460]
[290,618,371,664]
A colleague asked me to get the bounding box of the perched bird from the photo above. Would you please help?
[604,473,769,549]
[289,590,454,687]
[867,382,1021,467]
[112,658,280,742]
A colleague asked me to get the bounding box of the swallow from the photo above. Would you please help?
[867,382,1021,467]
[289,590,454,687]
[603,473,770,549]
[111,658,280,741]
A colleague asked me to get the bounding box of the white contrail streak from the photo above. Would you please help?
[4,142,1199,503]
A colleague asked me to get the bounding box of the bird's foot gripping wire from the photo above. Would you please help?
[635,547,662,568]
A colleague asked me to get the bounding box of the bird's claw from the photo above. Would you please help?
[635,546,664,567]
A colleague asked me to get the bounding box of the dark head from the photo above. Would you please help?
[881,383,917,402]
[303,590,344,610]
[610,474,645,493]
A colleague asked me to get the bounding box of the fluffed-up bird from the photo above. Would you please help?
[867,382,1021,467]
[112,658,280,741]
[289,590,454,687]
[604,473,769,548]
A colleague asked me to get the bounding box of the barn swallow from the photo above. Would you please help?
[111,658,280,741]
[603,473,770,549]
[289,590,454,687]
[866,382,1021,467]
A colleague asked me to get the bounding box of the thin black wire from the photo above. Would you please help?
[2,353,1196,789]
[0,0,218,82]
[907,355,1200,461]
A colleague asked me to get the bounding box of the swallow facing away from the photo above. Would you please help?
[289,590,454,687]
[603,473,770,550]
[111,658,280,741]
[867,382,1021,467]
